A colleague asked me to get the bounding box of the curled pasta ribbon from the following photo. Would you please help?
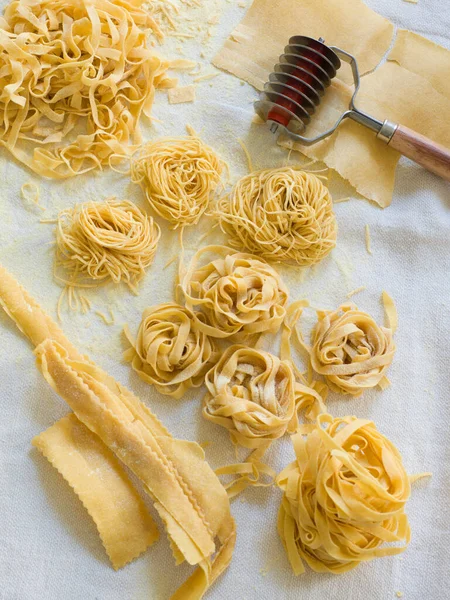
[204,345,325,497]
[0,0,174,178]
[55,198,160,290]
[311,303,396,396]
[277,414,411,575]
[180,245,289,341]
[204,345,297,447]
[131,134,225,228]
[216,167,337,266]
[124,303,218,399]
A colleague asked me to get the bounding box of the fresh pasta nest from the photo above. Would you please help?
[55,198,160,289]
[277,414,411,574]
[0,0,173,177]
[203,345,297,448]
[180,246,289,341]
[311,303,396,395]
[124,302,218,399]
[216,167,337,266]
[131,134,225,228]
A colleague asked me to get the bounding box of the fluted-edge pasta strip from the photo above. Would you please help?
[124,302,218,399]
[180,245,289,341]
[215,167,337,266]
[32,413,159,569]
[277,414,411,574]
[0,263,235,600]
[0,0,175,178]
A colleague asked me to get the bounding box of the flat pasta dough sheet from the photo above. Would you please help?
[213,0,450,206]
[213,0,393,88]
[33,414,160,570]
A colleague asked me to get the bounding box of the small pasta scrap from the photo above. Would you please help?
[215,167,337,266]
[124,303,218,399]
[310,303,396,396]
[131,133,225,228]
[180,245,289,341]
[0,0,175,178]
[277,414,411,575]
[55,198,160,291]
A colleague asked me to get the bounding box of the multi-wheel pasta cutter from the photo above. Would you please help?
[255,36,450,181]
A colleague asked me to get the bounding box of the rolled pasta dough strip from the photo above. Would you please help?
[32,414,159,569]
[0,263,236,600]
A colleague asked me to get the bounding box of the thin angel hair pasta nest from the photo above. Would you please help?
[55,197,160,290]
[310,303,396,396]
[124,302,218,399]
[277,413,411,575]
[0,0,175,178]
[215,166,337,266]
[130,133,225,228]
[180,245,289,341]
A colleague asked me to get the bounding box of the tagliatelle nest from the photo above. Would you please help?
[131,133,225,228]
[180,245,289,341]
[124,302,218,399]
[311,303,396,396]
[55,198,160,290]
[203,345,297,448]
[215,167,337,266]
[0,0,175,177]
[277,414,411,574]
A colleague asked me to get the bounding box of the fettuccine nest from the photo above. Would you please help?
[0,0,174,177]
[216,167,337,266]
[124,302,218,399]
[55,198,160,289]
[277,414,411,574]
[131,133,225,228]
[203,345,297,448]
[180,245,289,341]
[311,303,396,395]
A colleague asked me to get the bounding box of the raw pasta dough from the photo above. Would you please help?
[283,301,396,396]
[0,263,235,600]
[216,167,337,266]
[180,245,289,341]
[33,414,159,569]
[124,302,218,399]
[55,198,160,290]
[213,0,450,206]
[131,133,225,228]
[277,414,411,574]
[0,0,174,177]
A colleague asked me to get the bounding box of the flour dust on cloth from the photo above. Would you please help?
[0,263,236,600]
[213,0,450,207]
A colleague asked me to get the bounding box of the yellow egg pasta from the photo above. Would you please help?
[33,413,159,570]
[180,245,289,341]
[216,167,337,266]
[0,0,174,177]
[310,303,396,396]
[124,302,218,399]
[0,262,236,600]
[55,198,160,291]
[277,414,411,574]
[131,133,225,228]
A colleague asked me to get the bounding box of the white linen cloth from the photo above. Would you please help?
[0,1,449,599]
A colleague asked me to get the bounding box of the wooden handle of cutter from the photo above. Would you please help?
[388,125,450,181]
